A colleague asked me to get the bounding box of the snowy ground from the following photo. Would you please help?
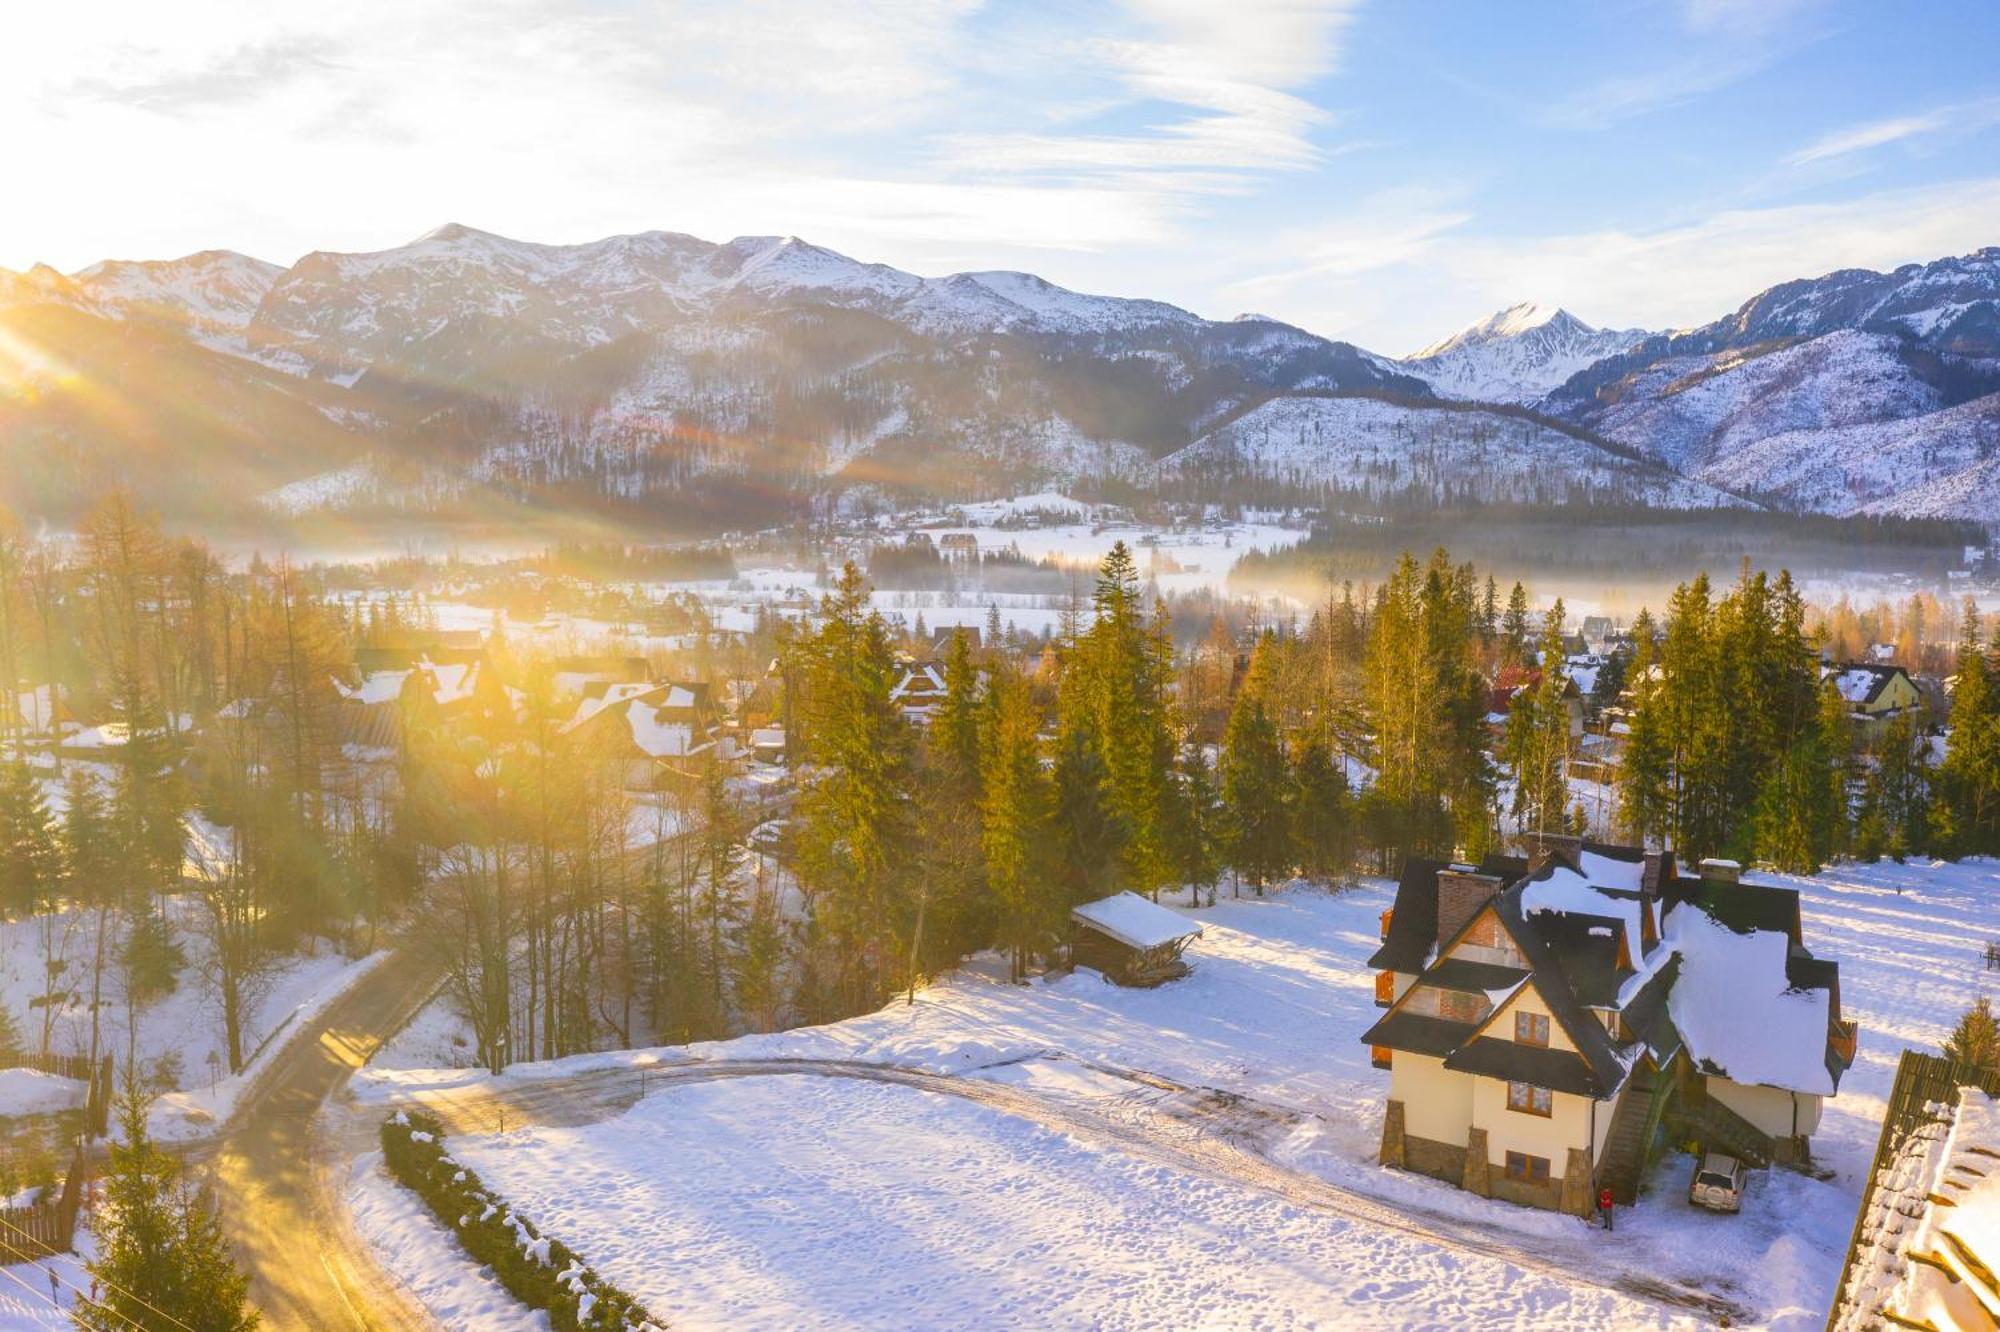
[0,895,383,1142]
[345,1153,550,1331]
[449,1074,1684,1331]
[355,858,2000,1330]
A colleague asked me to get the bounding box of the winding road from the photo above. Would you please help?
[208,960,1755,1330]
[208,947,443,1331]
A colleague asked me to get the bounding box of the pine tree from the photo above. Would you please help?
[934,628,984,797]
[1619,608,1672,845]
[1291,733,1351,882]
[1170,744,1223,904]
[787,564,914,1006]
[78,1081,260,1332]
[1079,544,1177,898]
[1945,997,2000,1081]
[1752,682,1847,873]
[979,662,1056,980]
[1938,647,2000,857]
[62,767,117,903]
[1500,582,1530,667]
[1506,600,1572,836]
[1220,637,1293,895]
[0,760,62,913]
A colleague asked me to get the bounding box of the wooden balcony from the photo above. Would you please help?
[1371,1045,1392,1070]
[1379,908,1394,940]
[1374,970,1395,1007]
[1831,1019,1859,1066]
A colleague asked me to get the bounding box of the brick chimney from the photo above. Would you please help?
[1437,868,1503,947]
[1698,857,1741,884]
[1519,831,1582,871]
[1641,850,1669,899]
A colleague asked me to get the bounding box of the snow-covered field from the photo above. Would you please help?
[391,508,1310,653]
[356,857,2000,1330]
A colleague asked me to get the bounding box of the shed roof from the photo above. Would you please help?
[1070,892,1201,952]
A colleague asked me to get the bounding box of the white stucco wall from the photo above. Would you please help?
[1393,1053,1474,1147]
[1708,1076,1822,1139]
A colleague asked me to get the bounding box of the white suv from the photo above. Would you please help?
[1688,1153,1747,1213]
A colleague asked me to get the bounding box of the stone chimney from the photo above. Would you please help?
[1437,867,1503,947]
[1698,857,1741,884]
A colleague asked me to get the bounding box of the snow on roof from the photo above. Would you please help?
[1664,904,1834,1095]
[566,681,654,732]
[626,696,699,758]
[428,660,477,706]
[337,668,412,705]
[1577,850,1646,892]
[1070,892,1201,952]
[1518,865,1645,957]
[0,1066,88,1118]
[1830,667,1880,703]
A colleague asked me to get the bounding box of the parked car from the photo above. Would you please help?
[1688,1152,1747,1213]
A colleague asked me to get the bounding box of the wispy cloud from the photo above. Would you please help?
[69,37,340,112]
[943,0,1359,180]
[1544,0,1823,130]
[1786,98,2000,166]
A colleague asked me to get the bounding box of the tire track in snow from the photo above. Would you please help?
[392,1056,1752,1325]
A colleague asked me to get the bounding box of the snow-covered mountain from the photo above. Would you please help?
[1538,249,2000,519]
[1397,304,1650,405]
[0,224,1423,524]
[5,227,2000,529]
[1695,390,2000,521]
[74,250,283,353]
[1159,394,1743,509]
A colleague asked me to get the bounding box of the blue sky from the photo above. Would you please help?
[6,0,1999,351]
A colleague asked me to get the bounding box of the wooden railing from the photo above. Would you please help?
[1379,908,1394,940]
[1374,971,1394,1006]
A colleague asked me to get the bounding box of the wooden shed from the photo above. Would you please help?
[1069,892,1202,987]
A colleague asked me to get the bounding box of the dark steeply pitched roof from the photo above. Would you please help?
[1368,857,1443,972]
[1426,958,1530,993]
[1368,853,1532,973]
[1443,1038,1609,1097]
[1489,887,1632,1097]
[1662,876,1801,942]
[1621,953,1682,1064]
[1536,912,1633,1007]
[1359,1010,1475,1059]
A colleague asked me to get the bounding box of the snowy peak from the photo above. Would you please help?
[1412,302,1586,359]
[1398,302,1650,405]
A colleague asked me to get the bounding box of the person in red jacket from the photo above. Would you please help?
[1598,1186,1615,1231]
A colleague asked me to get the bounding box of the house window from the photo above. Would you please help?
[1514,1012,1550,1047]
[1507,1081,1553,1117]
[1440,991,1481,1023]
[1504,1151,1551,1183]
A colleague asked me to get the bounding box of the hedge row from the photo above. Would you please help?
[380,1109,665,1331]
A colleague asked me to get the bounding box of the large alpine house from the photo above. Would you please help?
[1363,835,1856,1215]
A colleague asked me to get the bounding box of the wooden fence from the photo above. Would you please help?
[0,1146,87,1261]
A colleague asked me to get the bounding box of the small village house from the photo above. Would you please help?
[1824,662,1922,726]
